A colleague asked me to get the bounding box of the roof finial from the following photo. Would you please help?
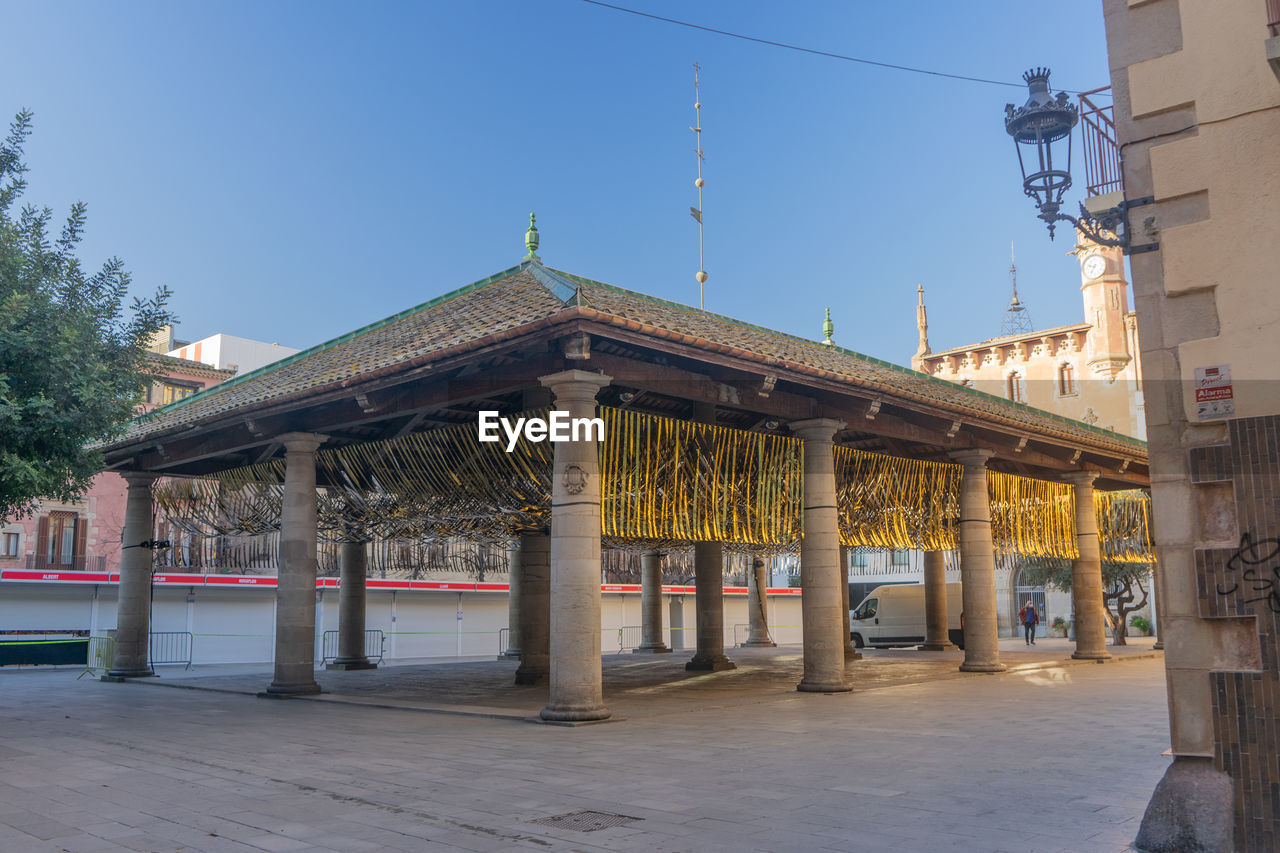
[822,308,834,345]
[524,212,540,261]
[913,284,931,369]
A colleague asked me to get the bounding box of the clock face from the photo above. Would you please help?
[1082,254,1107,280]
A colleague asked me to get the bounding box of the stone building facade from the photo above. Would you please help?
[913,234,1144,441]
[1100,1,1280,849]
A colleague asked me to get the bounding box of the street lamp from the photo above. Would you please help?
[1004,68,1153,253]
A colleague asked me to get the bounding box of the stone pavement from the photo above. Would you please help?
[0,641,1169,852]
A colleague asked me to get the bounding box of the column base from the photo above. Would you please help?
[797,678,852,693]
[326,659,377,671]
[539,703,612,723]
[918,642,958,651]
[633,644,672,654]
[1071,649,1113,661]
[1135,756,1234,853]
[959,661,1008,673]
[743,639,777,648]
[843,647,863,661]
[514,668,548,686]
[101,669,155,681]
[260,681,322,697]
[1153,641,1165,650]
[686,654,736,671]
[500,649,522,660]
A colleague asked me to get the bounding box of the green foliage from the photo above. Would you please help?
[1130,615,1151,635]
[1051,615,1068,631]
[0,109,174,519]
[1022,556,1152,643]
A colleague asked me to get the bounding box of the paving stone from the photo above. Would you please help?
[0,644,1167,852]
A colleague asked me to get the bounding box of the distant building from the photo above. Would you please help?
[168,333,299,376]
[913,234,1144,440]
[847,234,1151,636]
[1,353,232,574]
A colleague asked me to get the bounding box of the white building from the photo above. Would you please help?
[168,333,299,376]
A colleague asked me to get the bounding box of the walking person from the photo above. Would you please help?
[1020,600,1040,645]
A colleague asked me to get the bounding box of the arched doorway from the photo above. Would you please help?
[1011,566,1047,639]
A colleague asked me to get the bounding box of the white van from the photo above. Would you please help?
[849,583,964,649]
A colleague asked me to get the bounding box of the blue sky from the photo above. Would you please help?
[2,1,1115,366]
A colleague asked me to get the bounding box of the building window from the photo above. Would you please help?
[1059,362,1077,396]
[1007,371,1025,403]
[853,550,868,568]
[160,382,199,405]
[1,532,18,558]
[891,549,910,566]
[37,513,81,568]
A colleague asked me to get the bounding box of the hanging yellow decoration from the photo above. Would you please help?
[598,407,802,545]
[987,470,1078,560]
[833,446,959,550]
[1095,489,1155,564]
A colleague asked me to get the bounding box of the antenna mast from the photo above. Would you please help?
[1001,241,1035,336]
[690,63,708,309]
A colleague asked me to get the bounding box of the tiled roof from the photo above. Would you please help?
[146,352,236,380]
[103,261,1146,458]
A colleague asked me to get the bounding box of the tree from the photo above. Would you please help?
[1022,559,1152,645]
[0,109,175,520]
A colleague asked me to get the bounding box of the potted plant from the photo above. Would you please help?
[1130,615,1152,637]
[1051,616,1069,638]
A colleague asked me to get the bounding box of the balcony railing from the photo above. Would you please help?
[25,555,108,572]
[1078,86,1123,198]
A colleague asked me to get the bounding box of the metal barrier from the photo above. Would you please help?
[79,636,115,679]
[618,625,642,652]
[149,632,193,669]
[321,629,385,665]
[733,623,775,647]
[497,627,509,656]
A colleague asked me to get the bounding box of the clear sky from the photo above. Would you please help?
[2,1,1115,367]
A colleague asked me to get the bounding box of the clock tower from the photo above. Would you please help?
[1075,230,1132,380]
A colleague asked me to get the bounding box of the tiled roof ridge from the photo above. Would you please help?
[146,352,236,377]
[131,262,533,425]
[550,269,1145,453]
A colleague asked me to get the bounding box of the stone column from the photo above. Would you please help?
[792,418,852,692]
[503,540,522,659]
[951,450,1005,673]
[635,550,671,652]
[329,540,375,669]
[687,541,736,669]
[669,596,685,650]
[265,432,325,696]
[743,556,776,646]
[1151,561,1165,650]
[839,545,860,661]
[1065,471,1112,661]
[920,549,957,650]
[104,472,157,680]
[538,369,612,723]
[515,531,550,684]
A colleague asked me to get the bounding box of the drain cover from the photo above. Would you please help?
[531,810,640,832]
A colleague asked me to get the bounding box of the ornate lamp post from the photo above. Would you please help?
[1004,68,1155,253]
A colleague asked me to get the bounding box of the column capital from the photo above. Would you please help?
[538,369,612,394]
[279,432,326,454]
[789,417,846,441]
[949,448,994,468]
[121,472,158,488]
[1062,470,1101,487]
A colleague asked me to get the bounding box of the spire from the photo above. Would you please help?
[913,284,931,369]
[1001,242,1034,336]
[524,213,540,261]
[822,308,834,345]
